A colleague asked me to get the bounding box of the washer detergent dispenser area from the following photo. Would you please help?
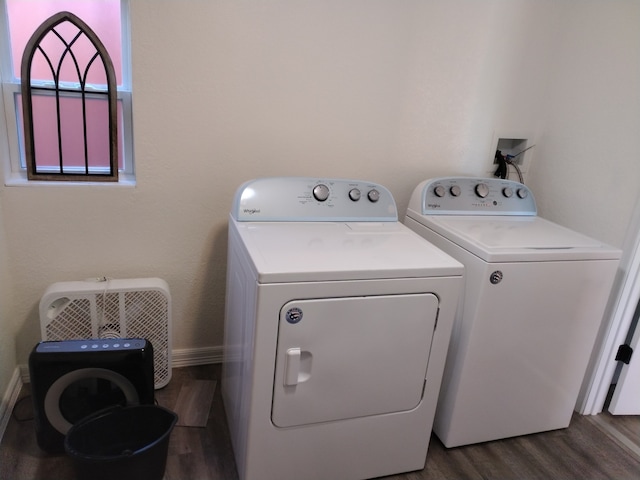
[29,338,155,453]
[222,177,463,480]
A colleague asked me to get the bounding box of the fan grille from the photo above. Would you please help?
[41,281,171,388]
[45,298,92,340]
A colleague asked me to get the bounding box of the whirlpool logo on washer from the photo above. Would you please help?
[243,208,261,215]
[286,308,303,324]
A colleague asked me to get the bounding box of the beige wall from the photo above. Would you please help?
[1,41,15,396]
[526,1,640,246]
[0,189,16,398]
[0,0,639,397]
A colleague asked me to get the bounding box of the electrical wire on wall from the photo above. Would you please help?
[493,145,535,184]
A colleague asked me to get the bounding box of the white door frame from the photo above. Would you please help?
[578,199,640,415]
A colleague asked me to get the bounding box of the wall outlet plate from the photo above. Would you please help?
[493,138,529,165]
[488,132,535,182]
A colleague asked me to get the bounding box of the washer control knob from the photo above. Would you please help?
[503,187,513,198]
[434,185,446,197]
[367,189,380,202]
[348,188,361,201]
[475,183,490,198]
[450,185,461,197]
[517,188,528,199]
[313,184,330,202]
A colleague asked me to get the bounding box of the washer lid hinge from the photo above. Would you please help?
[615,343,633,364]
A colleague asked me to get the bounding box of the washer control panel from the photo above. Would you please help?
[35,338,148,353]
[415,177,537,215]
[232,177,397,221]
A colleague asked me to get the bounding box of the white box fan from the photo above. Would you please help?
[39,277,172,389]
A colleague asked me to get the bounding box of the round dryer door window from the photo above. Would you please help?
[44,368,139,435]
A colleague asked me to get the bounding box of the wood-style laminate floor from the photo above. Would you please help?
[1,364,638,479]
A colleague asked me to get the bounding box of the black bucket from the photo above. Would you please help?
[64,405,178,480]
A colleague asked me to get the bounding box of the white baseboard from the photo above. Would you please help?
[19,364,29,383]
[171,345,224,368]
[0,367,23,443]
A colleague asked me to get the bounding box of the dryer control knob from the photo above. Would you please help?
[349,188,361,201]
[517,188,528,199]
[450,185,461,197]
[313,184,330,202]
[503,187,513,198]
[475,183,489,198]
[434,185,446,197]
[368,189,380,202]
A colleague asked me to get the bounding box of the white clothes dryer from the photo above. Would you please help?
[404,176,621,448]
[222,177,463,480]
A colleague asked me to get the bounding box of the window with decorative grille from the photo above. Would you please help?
[0,0,133,184]
[22,11,118,181]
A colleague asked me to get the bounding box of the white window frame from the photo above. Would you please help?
[0,0,134,186]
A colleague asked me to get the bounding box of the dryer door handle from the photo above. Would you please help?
[284,348,301,386]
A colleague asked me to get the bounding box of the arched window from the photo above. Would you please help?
[21,11,118,181]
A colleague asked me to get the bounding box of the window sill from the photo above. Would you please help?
[4,171,136,187]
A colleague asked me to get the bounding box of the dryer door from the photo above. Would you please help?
[272,293,438,428]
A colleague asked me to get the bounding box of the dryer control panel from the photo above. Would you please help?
[232,177,398,221]
[411,177,537,216]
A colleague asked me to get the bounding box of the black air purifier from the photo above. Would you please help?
[29,338,155,453]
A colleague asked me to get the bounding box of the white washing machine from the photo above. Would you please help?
[404,176,621,448]
[221,177,463,480]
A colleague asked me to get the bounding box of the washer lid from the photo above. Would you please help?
[232,219,463,283]
[421,215,621,262]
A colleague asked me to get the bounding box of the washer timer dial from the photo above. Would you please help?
[475,183,490,198]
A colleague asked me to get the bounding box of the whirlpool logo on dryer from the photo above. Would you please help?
[243,208,261,215]
[286,308,303,324]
